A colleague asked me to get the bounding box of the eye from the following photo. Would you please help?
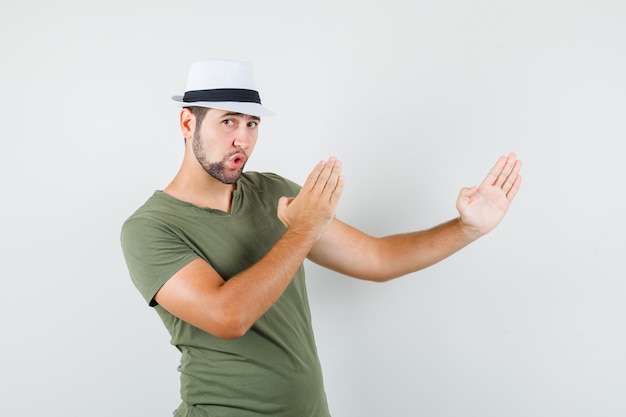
[247,121,258,128]
[222,119,235,127]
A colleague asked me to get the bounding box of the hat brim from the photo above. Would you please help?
[171,96,275,117]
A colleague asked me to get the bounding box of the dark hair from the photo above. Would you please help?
[186,106,211,126]
[183,106,210,143]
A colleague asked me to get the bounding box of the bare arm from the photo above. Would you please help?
[307,217,474,281]
[154,158,345,339]
[308,153,522,281]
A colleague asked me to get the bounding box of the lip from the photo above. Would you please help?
[228,152,247,169]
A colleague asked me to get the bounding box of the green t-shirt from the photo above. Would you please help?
[121,172,330,417]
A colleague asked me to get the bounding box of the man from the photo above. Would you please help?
[121,59,522,417]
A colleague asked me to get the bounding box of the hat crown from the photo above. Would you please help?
[171,58,275,117]
[185,59,257,91]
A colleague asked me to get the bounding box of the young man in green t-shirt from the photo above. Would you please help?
[121,59,522,417]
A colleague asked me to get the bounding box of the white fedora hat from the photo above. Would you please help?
[171,59,275,117]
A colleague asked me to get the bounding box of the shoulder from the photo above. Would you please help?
[120,192,185,246]
[122,191,190,224]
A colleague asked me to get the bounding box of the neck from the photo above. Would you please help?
[164,163,238,212]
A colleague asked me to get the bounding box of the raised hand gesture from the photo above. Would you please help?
[456,153,522,239]
[278,157,345,242]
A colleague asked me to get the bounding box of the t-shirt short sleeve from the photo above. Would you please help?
[121,215,199,306]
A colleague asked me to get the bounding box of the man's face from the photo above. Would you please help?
[191,109,260,184]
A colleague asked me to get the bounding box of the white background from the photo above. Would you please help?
[1,1,625,416]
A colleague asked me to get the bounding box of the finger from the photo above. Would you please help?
[481,153,517,187]
[305,160,328,191]
[457,186,478,204]
[460,186,478,198]
[506,175,522,202]
[311,157,339,194]
[501,159,522,194]
[328,175,345,206]
[320,158,343,196]
[480,155,507,187]
[276,196,290,224]
[495,153,518,187]
[277,196,291,210]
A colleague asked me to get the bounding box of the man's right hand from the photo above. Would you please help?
[277,157,345,242]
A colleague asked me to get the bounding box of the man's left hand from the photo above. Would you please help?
[456,152,522,239]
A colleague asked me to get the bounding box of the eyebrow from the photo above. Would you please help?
[222,111,261,122]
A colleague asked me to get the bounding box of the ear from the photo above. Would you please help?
[179,108,196,140]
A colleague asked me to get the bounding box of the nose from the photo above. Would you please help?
[233,126,253,149]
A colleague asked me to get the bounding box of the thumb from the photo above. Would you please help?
[456,186,478,210]
[459,186,478,199]
[277,196,294,210]
[277,196,295,227]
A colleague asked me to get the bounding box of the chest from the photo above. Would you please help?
[174,207,286,280]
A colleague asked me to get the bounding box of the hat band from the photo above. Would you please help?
[182,88,261,104]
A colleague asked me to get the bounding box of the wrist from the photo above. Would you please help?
[456,217,483,242]
[282,226,320,250]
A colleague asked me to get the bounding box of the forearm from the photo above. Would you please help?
[216,228,317,335]
[309,217,478,282]
[370,217,477,281]
[155,226,320,340]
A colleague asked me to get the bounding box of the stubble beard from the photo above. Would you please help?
[192,131,245,185]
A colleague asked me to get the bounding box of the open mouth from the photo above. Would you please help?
[228,153,247,170]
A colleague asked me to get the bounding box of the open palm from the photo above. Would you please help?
[456,153,522,238]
